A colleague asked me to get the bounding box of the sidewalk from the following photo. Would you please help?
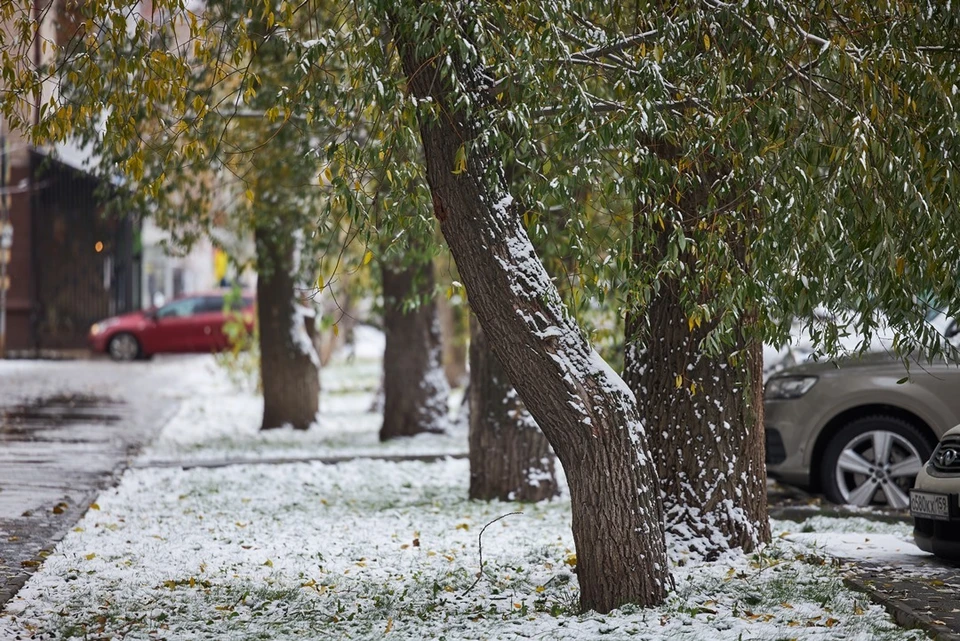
[0,358,188,604]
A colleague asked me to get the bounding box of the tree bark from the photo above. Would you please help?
[469,317,558,502]
[379,259,450,440]
[623,157,770,556]
[255,225,321,431]
[624,298,769,556]
[438,294,468,387]
[392,24,669,612]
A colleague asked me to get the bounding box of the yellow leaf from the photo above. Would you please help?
[316,275,324,290]
[825,617,839,627]
[535,585,545,593]
[452,144,467,175]
[564,553,577,567]
[895,256,905,276]
[89,503,100,511]
[323,167,333,182]
[73,527,84,533]
[245,189,254,203]
[703,34,711,50]
[675,375,683,388]
[189,576,196,588]
[263,559,273,567]
[853,603,865,615]
[332,323,339,337]
[781,601,793,609]
[362,250,373,266]
[84,553,96,560]
[385,618,394,633]
[456,523,470,531]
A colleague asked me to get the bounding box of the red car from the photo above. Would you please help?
[89,291,255,361]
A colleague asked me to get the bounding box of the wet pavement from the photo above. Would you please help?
[0,358,188,604]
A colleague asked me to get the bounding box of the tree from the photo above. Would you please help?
[395,0,958,558]
[381,3,671,612]
[468,317,558,502]
[379,255,450,440]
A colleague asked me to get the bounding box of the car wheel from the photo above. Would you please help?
[108,333,141,362]
[821,415,933,508]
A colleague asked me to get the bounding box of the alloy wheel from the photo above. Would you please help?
[834,429,923,508]
[109,334,139,361]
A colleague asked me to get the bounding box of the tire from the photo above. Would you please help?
[108,333,141,362]
[820,415,933,508]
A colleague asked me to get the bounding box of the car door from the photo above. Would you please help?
[148,297,204,353]
[191,296,229,352]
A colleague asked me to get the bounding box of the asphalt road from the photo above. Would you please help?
[0,356,192,605]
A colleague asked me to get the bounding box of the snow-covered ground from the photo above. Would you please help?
[140,326,468,466]
[0,328,936,640]
[0,456,925,641]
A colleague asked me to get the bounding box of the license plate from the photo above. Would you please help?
[910,490,952,521]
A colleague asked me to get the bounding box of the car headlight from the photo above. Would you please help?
[765,375,818,400]
[90,319,119,335]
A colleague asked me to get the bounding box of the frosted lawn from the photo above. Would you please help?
[140,326,467,467]
[1,457,923,641]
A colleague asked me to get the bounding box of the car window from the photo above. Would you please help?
[156,298,201,319]
[196,296,226,314]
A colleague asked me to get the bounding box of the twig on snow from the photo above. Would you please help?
[460,511,523,597]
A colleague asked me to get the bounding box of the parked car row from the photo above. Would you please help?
[88,291,255,361]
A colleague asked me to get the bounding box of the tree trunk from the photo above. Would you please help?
[379,260,450,440]
[624,300,769,556]
[623,165,770,556]
[392,25,669,612]
[469,317,558,502]
[255,225,320,431]
[438,294,468,387]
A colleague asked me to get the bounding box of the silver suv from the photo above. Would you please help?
[765,352,960,507]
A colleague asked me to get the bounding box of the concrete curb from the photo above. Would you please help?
[0,488,100,606]
[133,451,469,470]
[844,572,960,641]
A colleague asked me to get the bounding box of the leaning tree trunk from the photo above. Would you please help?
[623,171,770,556]
[255,225,320,431]
[392,23,669,613]
[469,317,558,502]
[379,259,450,440]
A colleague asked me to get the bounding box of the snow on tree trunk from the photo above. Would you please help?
[624,303,770,557]
[256,225,320,431]
[393,33,669,613]
[379,260,450,440]
[623,185,770,555]
[468,317,558,502]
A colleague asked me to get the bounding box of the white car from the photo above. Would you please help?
[911,424,960,559]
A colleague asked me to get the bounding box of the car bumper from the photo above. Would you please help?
[764,399,815,488]
[912,464,960,559]
[88,332,108,353]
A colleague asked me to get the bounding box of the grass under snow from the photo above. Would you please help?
[0,342,928,641]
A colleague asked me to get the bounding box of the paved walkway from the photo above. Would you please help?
[0,358,186,604]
